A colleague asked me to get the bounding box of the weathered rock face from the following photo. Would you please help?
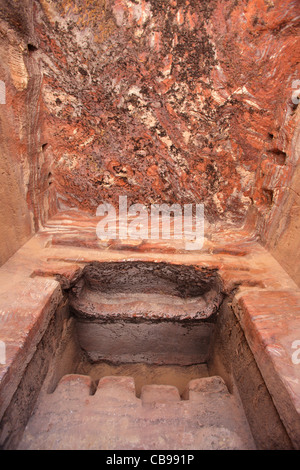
[259,113,300,287]
[0,0,57,265]
[0,0,299,278]
[33,0,299,226]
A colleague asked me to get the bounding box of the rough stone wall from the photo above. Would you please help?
[0,0,299,272]
[0,0,57,266]
[256,108,300,286]
[34,0,299,225]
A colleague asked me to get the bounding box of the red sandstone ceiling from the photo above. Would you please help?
[34,0,300,224]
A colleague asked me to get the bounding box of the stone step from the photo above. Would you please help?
[51,374,229,404]
[54,374,93,397]
[141,384,181,404]
[182,376,229,400]
[95,376,138,405]
[18,374,256,450]
[70,289,221,321]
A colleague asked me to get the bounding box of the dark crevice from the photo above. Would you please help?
[27,43,38,53]
[267,148,287,165]
[263,188,274,206]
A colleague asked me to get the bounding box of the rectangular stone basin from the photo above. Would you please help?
[0,261,299,450]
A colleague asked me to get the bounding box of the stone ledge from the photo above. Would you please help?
[0,277,63,421]
[232,289,300,449]
[70,290,223,321]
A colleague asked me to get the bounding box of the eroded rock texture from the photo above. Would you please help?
[0,0,57,264]
[0,0,299,281]
[34,0,299,226]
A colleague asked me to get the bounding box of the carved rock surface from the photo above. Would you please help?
[33,0,299,228]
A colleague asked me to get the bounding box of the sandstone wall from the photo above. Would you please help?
[256,108,300,286]
[0,0,299,281]
[34,0,299,226]
[0,0,57,266]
